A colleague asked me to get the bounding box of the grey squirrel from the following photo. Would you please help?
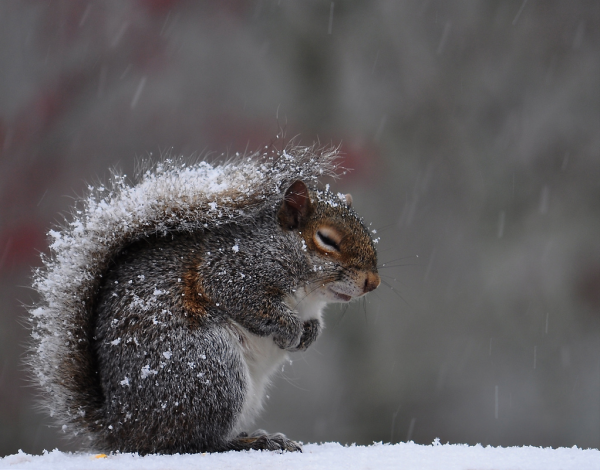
[29,144,380,454]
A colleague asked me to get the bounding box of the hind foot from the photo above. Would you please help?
[227,429,302,452]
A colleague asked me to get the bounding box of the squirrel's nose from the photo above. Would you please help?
[363,272,380,294]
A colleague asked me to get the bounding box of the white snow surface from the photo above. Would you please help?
[2,442,599,470]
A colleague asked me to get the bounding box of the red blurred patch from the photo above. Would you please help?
[0,119,6,154]
[0,223,46,274]
[577,265,600,312]
[335,140,380,183]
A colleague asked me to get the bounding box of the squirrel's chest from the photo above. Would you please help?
[233,323,287,382]
[227,321,287,432]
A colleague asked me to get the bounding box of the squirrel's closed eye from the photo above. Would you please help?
[315,229,341,252]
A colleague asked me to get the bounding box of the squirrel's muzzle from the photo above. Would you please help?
[363,271,381,294]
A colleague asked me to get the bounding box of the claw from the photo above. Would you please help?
[228,430,302,452]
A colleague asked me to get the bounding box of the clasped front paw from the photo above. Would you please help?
[289,319,321,352]
[272,315,303,350]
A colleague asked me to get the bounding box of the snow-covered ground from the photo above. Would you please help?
[2,441,599,470]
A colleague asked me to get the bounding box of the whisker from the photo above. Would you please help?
[378,263,422,269]
[278,374,311,392]
[330,302,349,330]
[380,278,412,308]
[372,222,397,233]
[378,255,420,267]
[291,273,338,309]
[379,273,407,290]
[375,247,395,256]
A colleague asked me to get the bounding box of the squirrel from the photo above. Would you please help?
[29,144,380,455]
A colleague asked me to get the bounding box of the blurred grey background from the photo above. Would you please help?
[1,0,599,456]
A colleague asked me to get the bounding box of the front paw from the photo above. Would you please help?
[290,319,321,352]
[272,314,302,350]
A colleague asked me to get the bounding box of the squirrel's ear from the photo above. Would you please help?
[344,193,353,208]
[278,180,312,230]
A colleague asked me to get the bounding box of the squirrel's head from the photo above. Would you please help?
[278,180,380,303]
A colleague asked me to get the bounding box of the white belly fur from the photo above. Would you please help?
[228,323,287,436]
[228,288,327,436]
